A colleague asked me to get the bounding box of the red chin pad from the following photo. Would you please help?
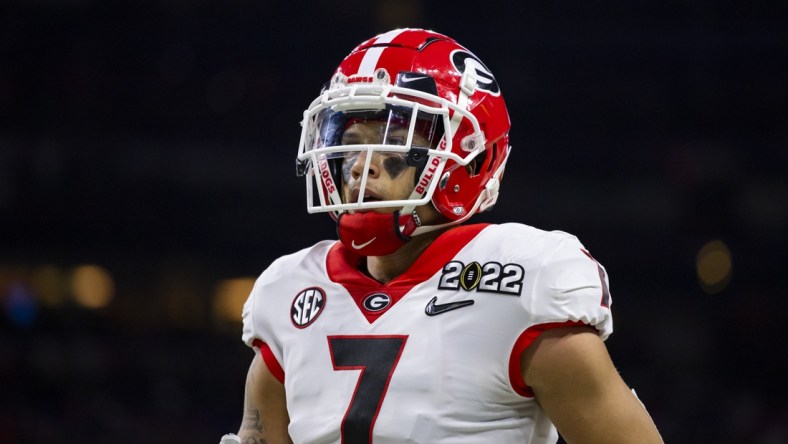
[337,212,412,256]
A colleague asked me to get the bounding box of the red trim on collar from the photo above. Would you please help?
[327,223,489,323]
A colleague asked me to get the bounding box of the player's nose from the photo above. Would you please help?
[349,152,382,181]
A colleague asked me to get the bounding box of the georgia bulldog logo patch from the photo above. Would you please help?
[362,292,391,312]
[291,287,326,328]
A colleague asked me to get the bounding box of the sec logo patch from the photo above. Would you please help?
[291,287,326,328]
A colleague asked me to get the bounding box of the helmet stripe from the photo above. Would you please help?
[358,29,405,76]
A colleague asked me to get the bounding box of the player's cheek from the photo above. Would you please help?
[382,155,408,179]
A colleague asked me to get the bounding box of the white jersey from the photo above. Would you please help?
[242,223,613,444]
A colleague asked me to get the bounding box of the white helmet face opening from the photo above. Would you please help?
[297,85,479,217]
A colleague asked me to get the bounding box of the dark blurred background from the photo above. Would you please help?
[1,0,786,443]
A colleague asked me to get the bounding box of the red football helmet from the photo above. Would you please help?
[296,28,511,254]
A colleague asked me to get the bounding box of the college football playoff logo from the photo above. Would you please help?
[438,260,524,295]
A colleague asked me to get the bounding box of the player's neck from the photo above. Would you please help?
[363,228,447,284]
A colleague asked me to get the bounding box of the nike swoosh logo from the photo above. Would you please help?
[351,237,376,249]
[400,75,428,83]
[424,296,474,316]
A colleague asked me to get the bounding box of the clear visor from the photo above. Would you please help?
[302,105,445,211]
[309,105,442,156]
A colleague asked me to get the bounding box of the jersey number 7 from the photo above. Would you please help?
[328,335,408,444]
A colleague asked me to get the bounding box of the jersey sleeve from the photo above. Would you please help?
[241,277,262,350]
[240,241,334,380]
[241,247,306,352]
[241,277,287,383]
[525,234,613,340]
[241,255,289,354]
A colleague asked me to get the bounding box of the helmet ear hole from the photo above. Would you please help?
[486,143,497,173]
[466,149,487,177]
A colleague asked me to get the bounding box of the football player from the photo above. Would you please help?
[222,28,663,444]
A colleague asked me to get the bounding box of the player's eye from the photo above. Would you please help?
[386,136,406,145]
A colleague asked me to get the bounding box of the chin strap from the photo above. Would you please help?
[337,211,421,256]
